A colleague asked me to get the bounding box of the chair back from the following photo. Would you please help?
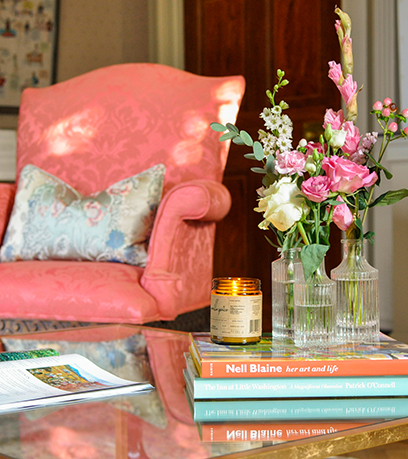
[16,63,245,195]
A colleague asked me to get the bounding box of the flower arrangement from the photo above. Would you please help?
[211,7,408,282]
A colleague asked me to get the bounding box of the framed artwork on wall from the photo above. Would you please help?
[0,0,59,114]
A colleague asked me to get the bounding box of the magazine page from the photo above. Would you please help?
[0,353,153,414]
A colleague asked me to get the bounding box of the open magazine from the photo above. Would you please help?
[0,349,154,415]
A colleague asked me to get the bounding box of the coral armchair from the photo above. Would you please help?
[0,63,245,324]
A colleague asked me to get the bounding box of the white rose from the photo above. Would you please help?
[254,177,309,231]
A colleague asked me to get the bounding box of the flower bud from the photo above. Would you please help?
[373,101,383,111]
[299,138,307,148]
[402,108,408,118]
[335,8,352,38]
[388,122,398,133]
[324,123,333,142]
[384,97,392,106]
[382,108,391,117]
[404,127,408,135]
[304,155,317,174]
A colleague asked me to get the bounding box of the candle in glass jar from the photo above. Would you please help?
[210,277,262,344]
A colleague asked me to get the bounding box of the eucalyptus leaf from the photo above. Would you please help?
[251,167,267,174]
[253,141,265,160]
[240,130,254,147]
[369,189,408,207]
[233,136,245,145]
[266,154,275,174]
[226,123,239,133]
[219,131,238,141]
[210,122,226,132]
[263,172,277,188]
[300,244,330,281]
[244,153,257,160]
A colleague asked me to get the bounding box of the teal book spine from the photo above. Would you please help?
[184,354,408,400]
[191,396,408,422]
[0,348,59,361]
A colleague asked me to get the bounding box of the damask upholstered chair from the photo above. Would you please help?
[0,63,245,325]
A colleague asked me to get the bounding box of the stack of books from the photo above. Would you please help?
[183,332,408,444]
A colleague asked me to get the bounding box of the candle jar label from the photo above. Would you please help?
[210,293,262,342]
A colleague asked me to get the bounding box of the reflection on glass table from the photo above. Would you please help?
[1,325,408,459]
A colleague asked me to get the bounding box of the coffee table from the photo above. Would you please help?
[1,324,408,459]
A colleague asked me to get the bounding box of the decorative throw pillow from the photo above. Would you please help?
[0,163,165,266]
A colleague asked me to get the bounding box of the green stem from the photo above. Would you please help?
[297,221,310,245]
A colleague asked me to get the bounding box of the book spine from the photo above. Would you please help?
[192,398,408,422]
[0,348,59,362]
[190,375,408,399]
[199,358,408,378]
[200,422,370,442]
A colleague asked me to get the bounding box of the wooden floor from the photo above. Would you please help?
[335,439,408,458]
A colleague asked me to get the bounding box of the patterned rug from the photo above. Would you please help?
[0,319,95,335]
[0,307,211,335]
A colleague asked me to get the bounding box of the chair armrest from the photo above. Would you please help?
[0,183,16,244]
[141,180,231,319]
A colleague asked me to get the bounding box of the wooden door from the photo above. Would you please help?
[184,0,342,331]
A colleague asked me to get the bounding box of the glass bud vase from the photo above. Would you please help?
[331,239,379,343]
[294,258,336,348]
[272,248,302,340]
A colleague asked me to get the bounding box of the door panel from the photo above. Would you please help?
[185,0,342,331]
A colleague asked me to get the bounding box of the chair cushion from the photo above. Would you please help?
[0,260,159,323]
[0,164,165,266]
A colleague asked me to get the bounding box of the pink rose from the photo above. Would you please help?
[322,155,378,193]
[275,150,306,176]
[342,121,361,155]
[301,176,332,203]
[323,108,345,130]
[332,196,354,231]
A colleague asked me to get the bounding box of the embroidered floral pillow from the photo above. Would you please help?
[0,164,165,266]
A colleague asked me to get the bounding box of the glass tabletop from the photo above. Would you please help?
[1,324,408,459]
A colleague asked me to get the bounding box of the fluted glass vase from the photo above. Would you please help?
[331,239,379,343]
[294,258,336,348]
[271,248,302,340]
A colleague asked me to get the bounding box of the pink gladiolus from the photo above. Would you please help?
[301,176,332,203]
[342,121,361,155]
[388,122,398,133]
[373,101,383,111]
[275,150,307,176]
[328,61,344,86]
[384,97,392,106]
[322,155,378,193]
[338,74,357,106]
[382,108,391,117]
[332,196,354,231]
[402,108,408,118]
[323,108,345,130]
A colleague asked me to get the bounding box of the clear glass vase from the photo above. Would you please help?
[294,258,336,348]
[331,239,379,343]
[271,248,302,340]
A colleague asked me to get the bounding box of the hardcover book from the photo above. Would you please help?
[198,421,371,442]
[189,332,408,378]
[186,390,408,423]
[184,353,408,399]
